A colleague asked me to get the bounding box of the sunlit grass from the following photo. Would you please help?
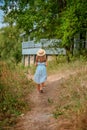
[0,61,34,128]
[24,55,87,81]
[53,63,87,129]
[0,55,87,129]
[47,55,87,75]
[26,55,87,129]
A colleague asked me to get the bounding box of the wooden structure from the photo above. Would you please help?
[22,39,66,66]
[21,30,87,66]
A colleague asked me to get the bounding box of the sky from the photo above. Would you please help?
[0,9,5,28]
[0,0,6,28]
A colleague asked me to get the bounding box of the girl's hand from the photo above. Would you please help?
[45,62,47,66]
[35,62,38,66]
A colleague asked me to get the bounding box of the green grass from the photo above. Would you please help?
[47,55,87,76]
[26,55,87,130]
[0,61,35,128]
[22,55,87,76]
[1,55,87,129]
[52,60,87,129]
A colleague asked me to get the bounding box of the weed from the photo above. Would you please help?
[53,62,87,129]
[47,98,54,104]
[0,61,34,128]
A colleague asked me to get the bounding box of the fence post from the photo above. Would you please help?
[34,55,36,64]
[86,31,87,49]
[22,55,25,66]
[28,55,30,65]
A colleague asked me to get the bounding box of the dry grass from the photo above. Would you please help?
[29,56,87,130]
[47,56,87,75]
[0,61,34,128]
[53,62,87,130]
[1,57,87,129]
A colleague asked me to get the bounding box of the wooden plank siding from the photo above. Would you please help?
[22,39,66,66]
[22,48,66,55]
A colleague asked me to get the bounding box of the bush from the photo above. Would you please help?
[0,61,34,128]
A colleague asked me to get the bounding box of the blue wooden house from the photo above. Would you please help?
[21,38,66,66]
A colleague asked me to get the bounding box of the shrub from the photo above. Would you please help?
[0,61,34,128]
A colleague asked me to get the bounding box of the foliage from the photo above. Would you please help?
[0,0,86,64]
[1,0,87,59]
[2,0,66,39]
[0,26,22,63]
[52,60,87,129]
[0,61,34,128]
[60,0,87,47]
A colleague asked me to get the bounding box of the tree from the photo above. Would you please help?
[60,0,87,59]
[0,26,22,63]
[1,0,87,61]
[2,0,66,39]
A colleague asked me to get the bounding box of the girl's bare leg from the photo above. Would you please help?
[42,82,45,88]
[39,82,45,93]
[37,84,40,92]
[37,83,45,93]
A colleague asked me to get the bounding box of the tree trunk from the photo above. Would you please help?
[86,31,87,49]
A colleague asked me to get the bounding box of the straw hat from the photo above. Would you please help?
[37,49,46,56]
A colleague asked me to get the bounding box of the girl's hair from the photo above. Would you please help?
[36,55,47,62]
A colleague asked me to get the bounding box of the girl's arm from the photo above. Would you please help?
[45,55,47,66]
[35,56,38,66]
[45,61,47,66]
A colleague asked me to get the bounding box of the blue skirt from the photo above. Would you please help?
[33,62,47,84]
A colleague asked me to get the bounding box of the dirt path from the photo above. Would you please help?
[15,71,77,130]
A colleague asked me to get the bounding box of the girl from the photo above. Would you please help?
[33,49,47,93]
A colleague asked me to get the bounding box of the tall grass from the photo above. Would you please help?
[47,55,87,75]
[52,59,87,130]
[1,56,87,129]
[27,55,87,76]
[21,56,87,130]
[0,61,34,128]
